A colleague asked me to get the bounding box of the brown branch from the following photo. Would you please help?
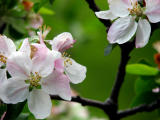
[109,40,135,104]
[51,95,105,109]
[118,99,160,118]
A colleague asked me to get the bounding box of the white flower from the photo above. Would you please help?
[1,39,71,119]
[95,0,160,48]
[0,35,16,67]
[48,32,87,84]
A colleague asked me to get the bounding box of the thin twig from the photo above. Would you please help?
[51,95,105,109]
[118,99,160,118]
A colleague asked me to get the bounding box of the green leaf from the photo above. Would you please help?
[135,76,157,95]
[131,92,159,107]
[38,7,55,15]
[33,0,49,13]
[4,101,26,120]
[126,64,159,76]
[16,113,29,120]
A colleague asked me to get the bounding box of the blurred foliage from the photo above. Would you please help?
[0,0,160,120]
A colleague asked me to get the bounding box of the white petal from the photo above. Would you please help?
[1,77,29,104]
[32,46,61,77]
[28,89,52,119]
[42,70,71,101]
[0,35,16,57]
[19,38,31,57]
[65,58,87,84]
[109,0,130,17]
[145,0,160,23]
[95,10,117,20]
[0,69,7,84]
[107,16,138,44]
[136,19,151,48]
[7,52,32,79]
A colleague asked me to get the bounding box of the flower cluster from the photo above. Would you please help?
[95,0,160,48]
[0,31,87,119]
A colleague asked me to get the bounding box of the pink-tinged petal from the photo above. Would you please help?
[109,0,131,17]
[42,70,71,101]
[19,38,31,57]
[145,0,160,23]
[51,32,75,52]
[55,58,64,73]
[136,19,151,48]
[28,89,52,119]
[0,69,7,84]
[65,58,87,84]
[107,16,137,44]
[32,43,61,77]
[95,10,117,20]
[0,35,16,57]
[1,77,29,104]
[7,52,32,79]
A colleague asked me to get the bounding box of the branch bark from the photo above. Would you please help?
[51,95,105,109]
[118,99,160,118]
[109,41,135,104]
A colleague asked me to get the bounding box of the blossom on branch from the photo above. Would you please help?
[48,32,87,84]
[0,30,87,119]
[95,0,160,48]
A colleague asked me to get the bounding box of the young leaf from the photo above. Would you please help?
[38,7,55,15]
[126,64,159,76]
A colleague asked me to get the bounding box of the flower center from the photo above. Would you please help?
[27,72,41,88]
[0,54,7,64]
[128,2,143,16]
[62,52,72,67]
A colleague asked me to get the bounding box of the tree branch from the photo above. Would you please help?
[51,95,105,109]
[109,40,135,104]
[118,99,160,118]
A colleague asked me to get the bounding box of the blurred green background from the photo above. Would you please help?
[43,0,160,120]
[1,0,160,119]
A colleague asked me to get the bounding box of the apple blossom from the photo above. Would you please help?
[0,35,16,67]
[49,32,76,52]
[95,0,160,48]
[0,38,72,119]
[47,32,87,84]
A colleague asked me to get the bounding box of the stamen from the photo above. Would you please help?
[128,1,143,16]
[0,54,7,64]
[29,72,41,87]
[62,52,72,67]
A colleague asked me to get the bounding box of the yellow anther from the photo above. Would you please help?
[62,52,72,67]
[29,72,41,87]
[0,54,7,64]
[128,1,143,16]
